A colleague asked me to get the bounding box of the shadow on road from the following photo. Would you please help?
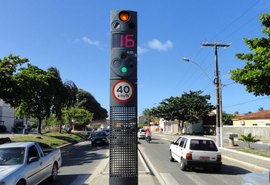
[189,164,251,175]
[60,142,109,167]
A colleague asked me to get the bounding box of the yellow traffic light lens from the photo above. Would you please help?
[119,11,129,21]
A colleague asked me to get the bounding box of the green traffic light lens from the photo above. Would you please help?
[121,67,127,73]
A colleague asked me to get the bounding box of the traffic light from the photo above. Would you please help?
[110,10,137,79]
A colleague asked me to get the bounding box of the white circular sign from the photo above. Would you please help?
[112,80,134,102]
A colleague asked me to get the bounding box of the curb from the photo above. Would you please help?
[138,145,166,185]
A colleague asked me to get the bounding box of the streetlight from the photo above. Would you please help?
[182,57,223,147]
[182,57,213,83]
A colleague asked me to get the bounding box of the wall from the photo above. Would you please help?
[233,118,270,126]
[222,126,270,142]
[0,99,15,132]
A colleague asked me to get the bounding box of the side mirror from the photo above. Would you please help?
[28,157,39,164]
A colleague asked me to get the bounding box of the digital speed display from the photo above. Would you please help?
[112,33,136,49]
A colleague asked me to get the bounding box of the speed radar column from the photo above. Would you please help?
[110,10,138,185]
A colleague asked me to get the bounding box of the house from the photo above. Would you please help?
[0,99,15,132]
[233,110,270,127]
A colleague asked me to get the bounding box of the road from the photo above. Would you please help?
[39,141,109,185]
[139,135,263,185]
[37,135,266,185]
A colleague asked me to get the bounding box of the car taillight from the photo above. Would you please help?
[217,154,222,161]
[186,153,192,160]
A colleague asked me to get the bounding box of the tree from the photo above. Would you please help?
[14,64,54,134]
[151,91,214,133]
[230,13,270,96]
[76,89,108,120]
[258,107,264,111]
[47,67,78,133]
[222,112,233,125]
[180,91,214,124]
[0,55,29,106]
[239,133,260,149]
[63,106,93,127]
[142,108,154,126]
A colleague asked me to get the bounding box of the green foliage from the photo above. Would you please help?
[230,13,270,96]
[222,112,233,125]
[142,108,154,125]
[239,133,260,148]
[151,90,214,124]
[63,106,93,125]
[0,55,29,106]
[76,89,108,120]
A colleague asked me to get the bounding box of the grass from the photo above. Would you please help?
[10,132,86,148]
[236,148,270,158]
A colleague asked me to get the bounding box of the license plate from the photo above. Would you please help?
[199,156,210,160]
[96,141,101,143]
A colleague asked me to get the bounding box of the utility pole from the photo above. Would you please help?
[202,42,230,147]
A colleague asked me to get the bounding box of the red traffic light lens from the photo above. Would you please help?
[119,11,129,21]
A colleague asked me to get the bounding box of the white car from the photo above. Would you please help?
[137,129,146,139]
[169,135,222,171]
[242,171,270,185]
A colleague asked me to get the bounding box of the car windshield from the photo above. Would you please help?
[0,147,25,165]
[92,132,107,137]
[189,139,218,151]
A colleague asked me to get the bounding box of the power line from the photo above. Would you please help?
[224,97,269,109]
[211,0,261,40]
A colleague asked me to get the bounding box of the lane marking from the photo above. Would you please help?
[160,173,180,185]
[185,173,209,185]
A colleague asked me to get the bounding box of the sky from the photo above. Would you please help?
[1,0,270,116]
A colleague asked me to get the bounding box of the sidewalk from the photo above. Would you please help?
[87,149,161,185]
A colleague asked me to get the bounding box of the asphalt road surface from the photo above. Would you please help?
[39,141,109,185]
[139,135,263,185]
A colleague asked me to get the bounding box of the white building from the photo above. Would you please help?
[0,99,15,132]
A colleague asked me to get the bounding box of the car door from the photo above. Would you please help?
[177,137,187,162]
[171,137,182,161]
[25,145,43,185]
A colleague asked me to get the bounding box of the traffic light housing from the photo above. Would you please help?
[110,10,137,79]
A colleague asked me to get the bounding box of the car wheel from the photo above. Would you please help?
[16,180,25,185]
[49,163,58,182]
[169,150,174,162]
[180,158,187,171]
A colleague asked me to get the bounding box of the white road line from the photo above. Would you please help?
[185,173,209,185]
[160,173,180,185]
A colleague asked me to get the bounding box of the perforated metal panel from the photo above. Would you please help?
[110,106,138,178]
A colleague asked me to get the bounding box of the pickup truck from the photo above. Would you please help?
[0,142,62,185]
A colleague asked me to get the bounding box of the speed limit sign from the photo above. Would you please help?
[112,80,134,102]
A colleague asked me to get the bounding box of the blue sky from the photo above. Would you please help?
[1,0,270,116]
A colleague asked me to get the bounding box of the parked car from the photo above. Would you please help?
[0,142,62,185]
[169,135,222,171]
[89,131,109,146]
[137,129,146,139]
[242,171,270,185]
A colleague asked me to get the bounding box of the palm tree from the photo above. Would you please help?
[239,133,260,149]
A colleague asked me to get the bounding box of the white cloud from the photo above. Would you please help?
[138,46,149,55]
[82,36,101,47]
[148,39,173,51]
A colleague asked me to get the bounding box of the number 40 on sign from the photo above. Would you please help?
[112,80,134,102]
